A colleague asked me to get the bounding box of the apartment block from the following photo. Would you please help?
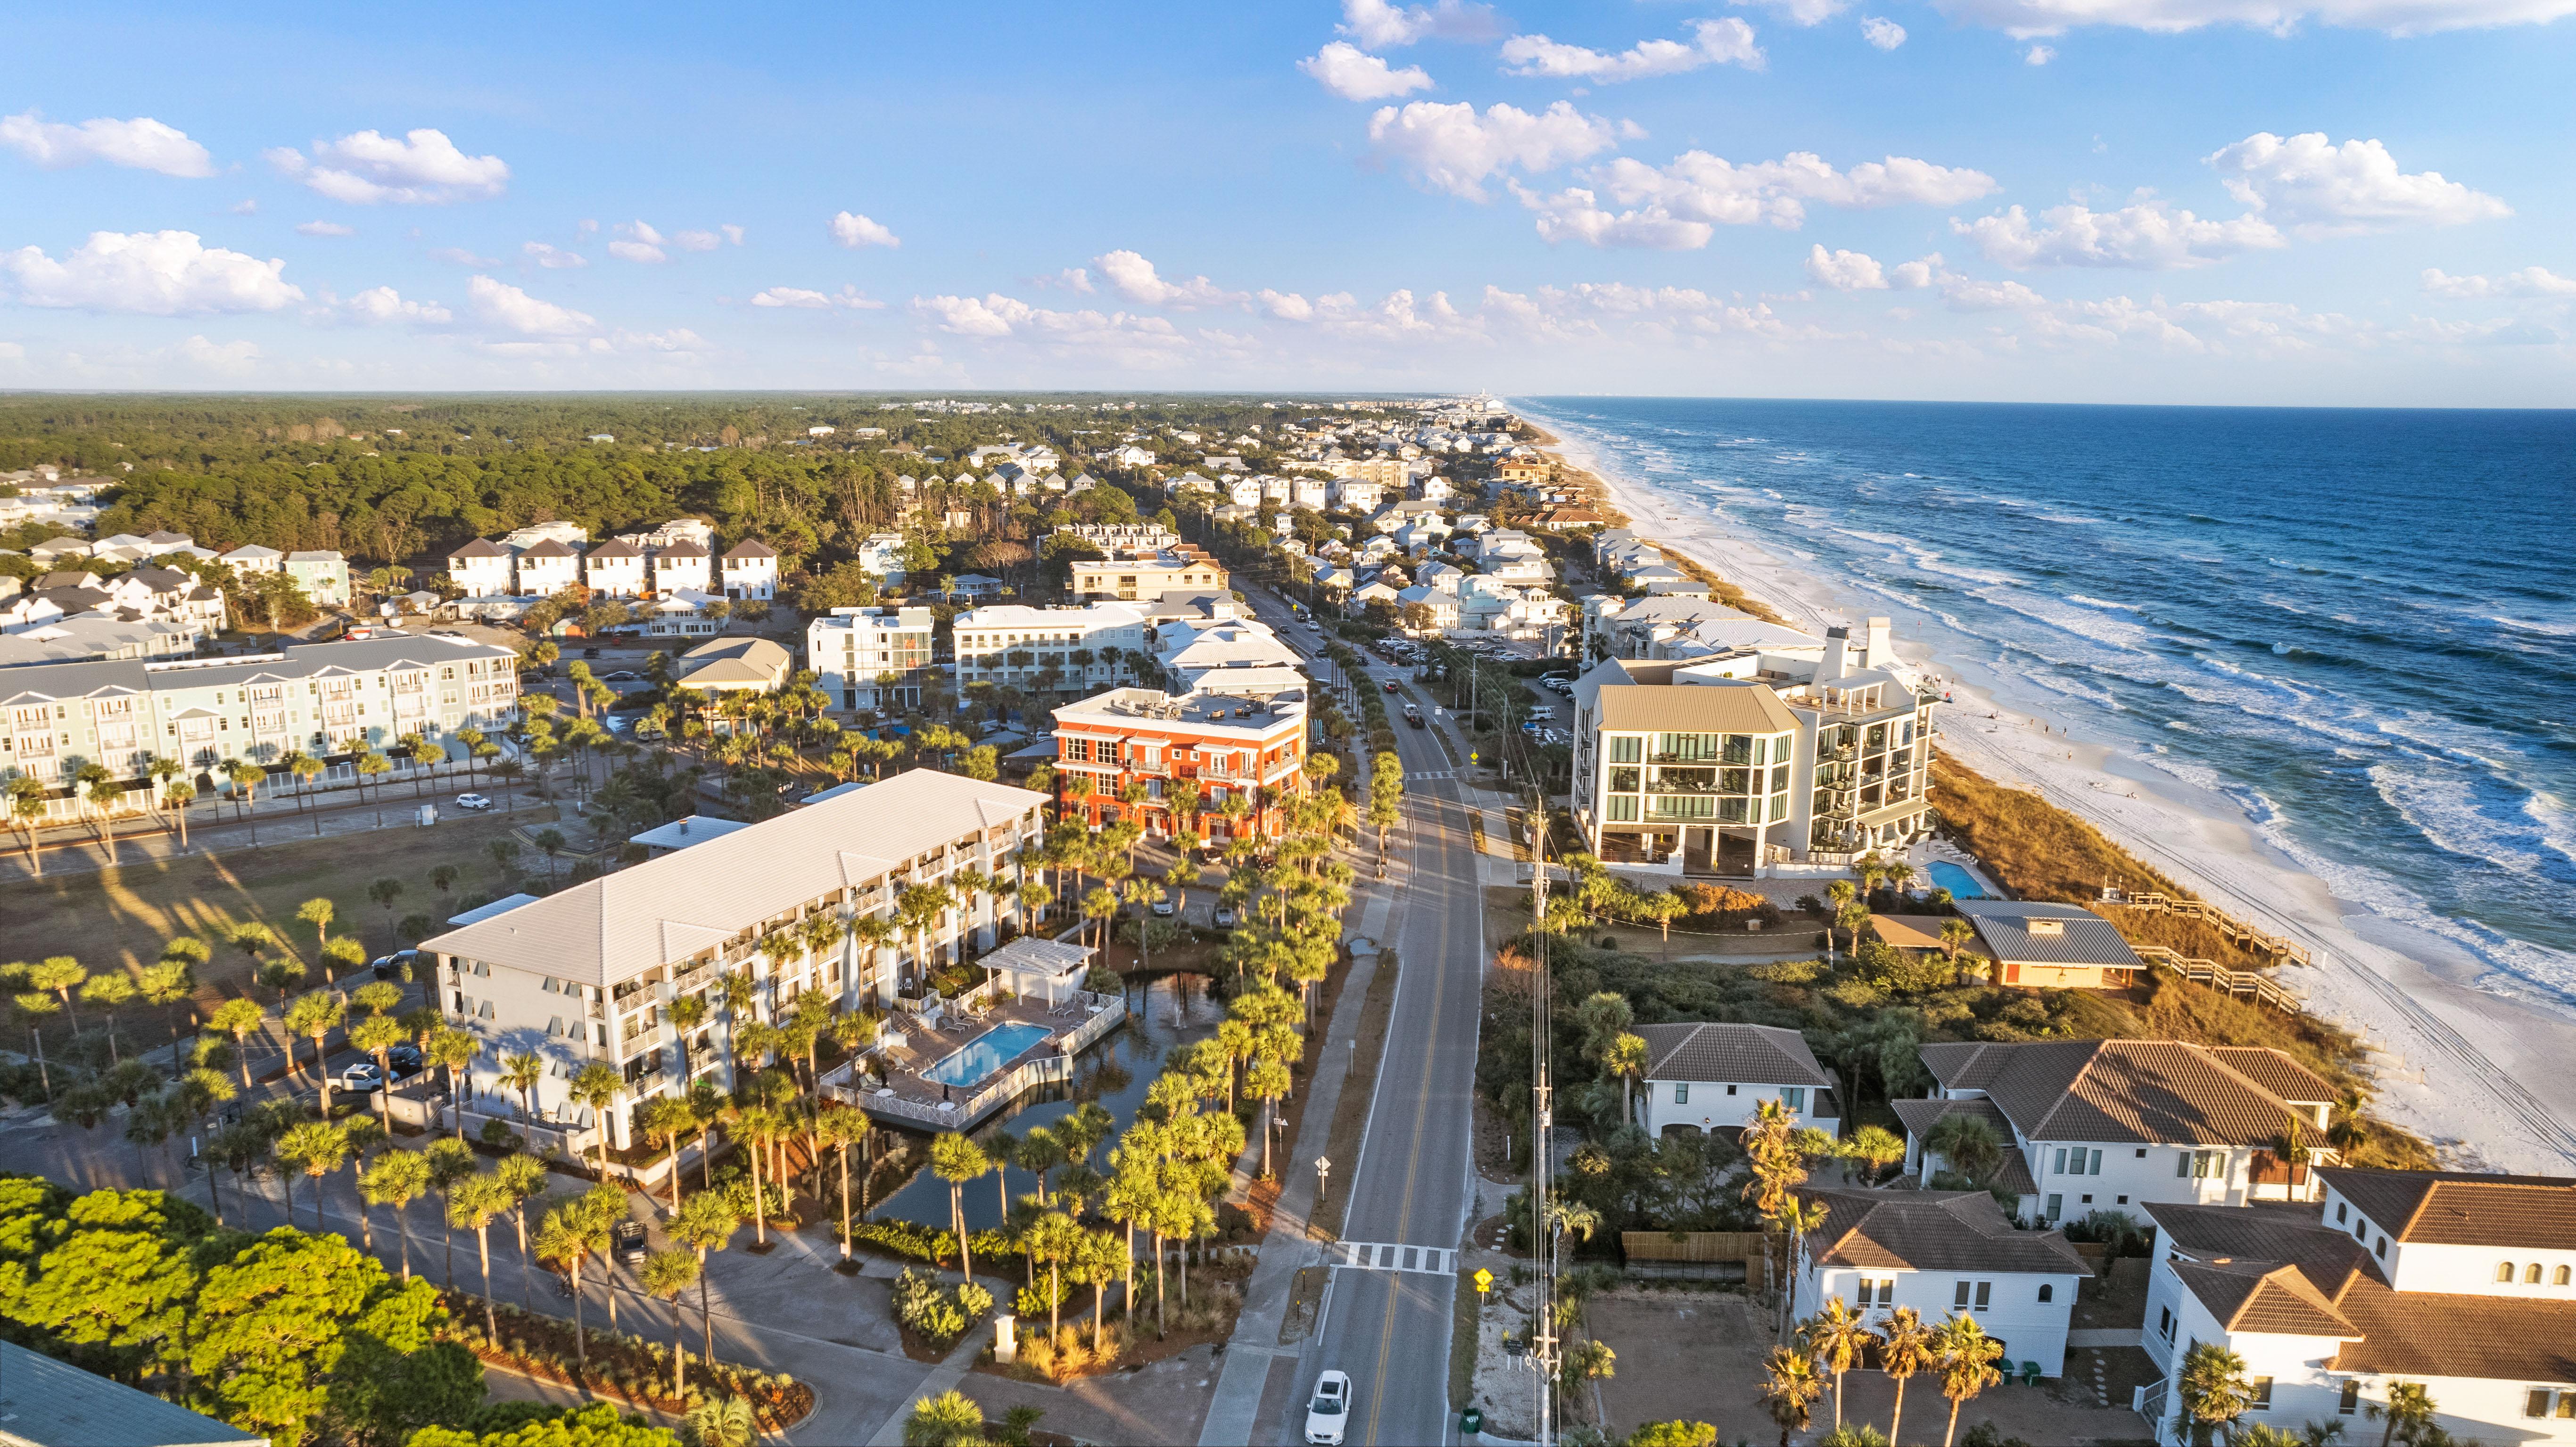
[809,605,933,713]
[952,601,1148,696]
[0,631,519,815]
[1069,548,1229,603]
[419,768,1049,1149]
[1051,684,1307,841]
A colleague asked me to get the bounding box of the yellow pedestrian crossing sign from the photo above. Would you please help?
[1474,1268,1493,1295]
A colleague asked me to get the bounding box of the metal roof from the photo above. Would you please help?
[1589,681,1798,737]
[1954,900,2142,968]
[0,1341,265,1447]
[420,768,1045,986]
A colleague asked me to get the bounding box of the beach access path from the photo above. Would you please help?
[1544,421,2576,1176]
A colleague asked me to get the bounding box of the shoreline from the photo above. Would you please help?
[1514,401,2576,1175]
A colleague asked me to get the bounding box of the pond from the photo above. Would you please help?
[1924,860,1987,899]
[869,972,1225,1233]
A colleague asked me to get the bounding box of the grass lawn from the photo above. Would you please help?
[0,809,553,1010]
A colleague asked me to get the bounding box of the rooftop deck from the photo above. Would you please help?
[821,983,1127,1130]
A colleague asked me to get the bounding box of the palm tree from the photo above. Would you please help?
[1824,879,1857,960]
[225,758,265,843]
[642,1248,702,1396]
[1877,1304,1938,1447]
[79,972,136,1061]
[1759,1343,1824,1447]
[639,1095,697,1210]
[931,1132,989,1281]
[1933,1313,2006,1447]
[362,1147,431,1281]
[351,1012,405,1118]
[424,1137,477,1289]
[450,1170,513,1342]
[499,1050,545,1123]
[670,1190,742,1369]
[8,774,49,877]
[1023,1210,1084,1338]
[429,1029,479,1137]
[568,1062,624,1178]
[2367,1382,2437,1447]
[285,991,346,1113]
[29,956,85,1030]
[1801,1296,1882,1432]
[904,1390,985,1447]
[535,1201,599,1371]
[816,1104,869,1262]
[496,1151,551,1309]
[209,997,264,1087]
[2177,1340,2254,1447]
[275,1119,348,1233]
[162,776,196,851]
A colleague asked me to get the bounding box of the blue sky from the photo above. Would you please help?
[2,0,2570,403]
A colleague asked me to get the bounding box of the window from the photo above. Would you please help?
[2136,1148,2148,1158]
[1876,1279,1894,1306]
[2336,1202,2348,1224]
[2037,1284,2053,1303]
[2528,1390,2554,1420]
[2528,1263,2545,1284]
[1973,1281,1991,1311]
[1726,1084,1738,1096]
[2559,1266,2573,1286]
[1674,1083,1688,1105]
[2338,1381,2359,1416]
[2501,1262,2519,1283]
[2375,1239,2386,1259]
[1954,1281,1972,1309]
[2247,1378,2273,1411]
[1782,1088,1805,1111]
[2157,1307,2175,1343]
[1608,735,1642,764]
[2046,1194,2063,1220]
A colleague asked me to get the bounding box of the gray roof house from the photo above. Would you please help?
[0,1340,264,1446]
[1954,899,2144,989]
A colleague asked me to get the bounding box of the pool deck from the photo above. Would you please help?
[820,987,1126,1131]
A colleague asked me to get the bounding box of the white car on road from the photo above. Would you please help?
[455,793,494,811]
[1304,1370,1351,1445]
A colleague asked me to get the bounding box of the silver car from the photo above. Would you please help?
[1304,1371,1351,1446]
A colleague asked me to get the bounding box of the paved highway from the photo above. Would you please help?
[1265,599,1491,1446]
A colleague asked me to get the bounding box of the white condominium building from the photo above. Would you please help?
[0,631,520,815]
[809,605,934,713]
[419,768,1049,1150]
[952,601,1148,695]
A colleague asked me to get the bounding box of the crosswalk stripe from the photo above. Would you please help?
[1331,1241,1457,1275]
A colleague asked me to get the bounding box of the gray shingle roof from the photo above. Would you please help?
[1953,900,2142,968]
[1637,1022,1830,1087]
[1800,1186,2091,1276]
[1917,1039,2325,1147]
[420,768,1046,986]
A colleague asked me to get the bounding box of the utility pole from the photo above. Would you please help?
[1528,824,1558,1446]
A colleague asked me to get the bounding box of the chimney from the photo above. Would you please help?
[1864,616,1894,670]
[1821,626,1852,683]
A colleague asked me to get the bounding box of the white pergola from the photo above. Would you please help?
[979,935,1097,1005]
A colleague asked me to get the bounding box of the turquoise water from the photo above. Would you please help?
[1925,862,1987,900]
[1522,398,2576,1008]
[921,1022,1051,1087]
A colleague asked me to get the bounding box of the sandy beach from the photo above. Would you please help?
[1528,413,2576,1175]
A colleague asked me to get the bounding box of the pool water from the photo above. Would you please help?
[1925,861,1987,899]
[920,1021,1052,1087]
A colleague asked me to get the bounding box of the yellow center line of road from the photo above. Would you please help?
[1364,781,1457,1446]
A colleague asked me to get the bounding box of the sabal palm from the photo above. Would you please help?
[1876,1304,1939,1447]
[1800,1295,1882,1431]
[1932,1313,2006,1447]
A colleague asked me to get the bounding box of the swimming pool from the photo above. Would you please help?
[1925,861,1987,899]
[921,1022,1052,1088]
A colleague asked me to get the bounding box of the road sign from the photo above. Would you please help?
[1473,1268,1493,1295]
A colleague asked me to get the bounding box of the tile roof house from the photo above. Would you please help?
[1796,1185,2091,1377]
[1907,1039,2338,1226]
[2137,1170,2576,1447]
[1634,1022,1838,1138]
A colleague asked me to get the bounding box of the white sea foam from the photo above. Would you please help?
[2493,616,2576,638]
[2066,594,2142,612]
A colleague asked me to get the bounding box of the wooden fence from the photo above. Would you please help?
[1619,1230,1768,1285]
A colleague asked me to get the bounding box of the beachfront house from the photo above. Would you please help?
[1635,1022,1839,1137]
[1955,899,2146,989]
[418,769,1049,1153]
[1796,1186,2091,1379]
[1898,1040,2339,1228]
[2136,1169,2576,1447]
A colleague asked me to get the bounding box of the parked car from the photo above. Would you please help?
[1305,1371,1352,1446]
[387,1043,424,1078]
[370,949,420,980]
[455,792,494,811]
[339,1061,386,1093]
[613,1219,648,1264]
[581,646,601,659]
[1150,896,1177,917]
[1212,904,1238,929]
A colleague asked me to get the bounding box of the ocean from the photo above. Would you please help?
[1517,397,2576,1008]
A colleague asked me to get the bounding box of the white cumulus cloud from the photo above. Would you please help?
[1091,251,1245,309]
[749,284,884,310]
[295,221,356,238]
[1366,100,1625,201]
[265,128,509,205]
[1944,276,2051,310]
[1501,19,1766,81]
[1339,0,1504,48]
[1,230,302,313]
[467,275,595,336]
[610,221,667,263]
[0,110,215,177]
[524,242,589,268]
[1257,290,1318,321]
[1524,149,2000,245]
[1861,16,1910,45]
[1927,0,2576,34]
[2024,42,2058,60]
[344,286,452,325]
[1734,0,1853,24]
[1805,245,1889,289]
[2206,132,2510,236]
[1301,41,1436,100]
[1956,201,2285,269]
[2420,266,2576,298]
[830,211,900,249]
